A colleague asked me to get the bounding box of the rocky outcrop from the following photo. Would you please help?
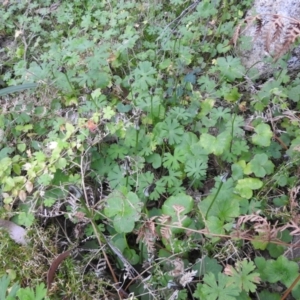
[238,0,300,79]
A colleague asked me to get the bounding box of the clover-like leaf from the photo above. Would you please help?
[199,131,231,155]
[252,124,273,147]
[104,191,143,233]
[244,153,274,177]
[235,178,263,199]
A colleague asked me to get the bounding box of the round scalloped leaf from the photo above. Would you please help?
[162,194,193,233]
[252,124,272,147]
[162,193,193,216]
[235,178,263,199]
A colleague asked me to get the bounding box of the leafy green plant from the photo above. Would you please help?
[0,275,20,300]
[193,272,240,300]
[3,0,300,298]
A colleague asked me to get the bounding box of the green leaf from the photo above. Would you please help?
[0,83,37,96]
[235,178,263,199]
[107,144,128,159]
[192,256,222,277]
[16,286,35,299]
[198,98,215,118]
[146,153,161,169]
[104,191,143,233]
[162,193,193,214]
[216,56,245,82]
[163,153,180,171]
[133,61,156,90]
[199,131,231,155]
[17,143,26,152]
[56,157,67,170]
[184,158,207,179]
[103,106,116,119]
[33,283,47,300]
[258,291,280,300]
[251,234,269,250]
[231,163,244,181]
[161,193,193,233]
[0,275,19,300]
[254,257,268,281]
[194,272,240,300]
[267,230,292,258]
[107,165,127,189]
[199,178,239,221]
[159,58,172,69]
[12,164,21,175]
[252,124,273,147]
[245,154,274,177]
[224,87,241,102]
[159,118,184,145]
[227,260,260,293]
[17,212,35,227]
[265,256,299,286]
[206,216,225,236]
[287,85,300,102]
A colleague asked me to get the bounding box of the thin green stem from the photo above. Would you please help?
[205,179,224,220]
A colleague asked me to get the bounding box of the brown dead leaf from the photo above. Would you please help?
[47,249,72,290]
[25,181,33,193]
[18,190,27,202]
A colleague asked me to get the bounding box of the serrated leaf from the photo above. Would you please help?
[160,118,184,145]
[227,260,260,293]
[34,283,47,300]
[195,272,240,300]
[265,256,299,286]
[0,275,20,300]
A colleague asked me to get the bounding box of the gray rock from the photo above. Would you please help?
[238,0,300,79]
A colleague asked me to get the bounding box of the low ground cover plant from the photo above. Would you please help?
[1,0,300,299]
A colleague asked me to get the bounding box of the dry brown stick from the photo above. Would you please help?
[47,249,73,290]
[281,273,300,300]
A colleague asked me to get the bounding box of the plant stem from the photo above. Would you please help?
[205,178,224,219]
